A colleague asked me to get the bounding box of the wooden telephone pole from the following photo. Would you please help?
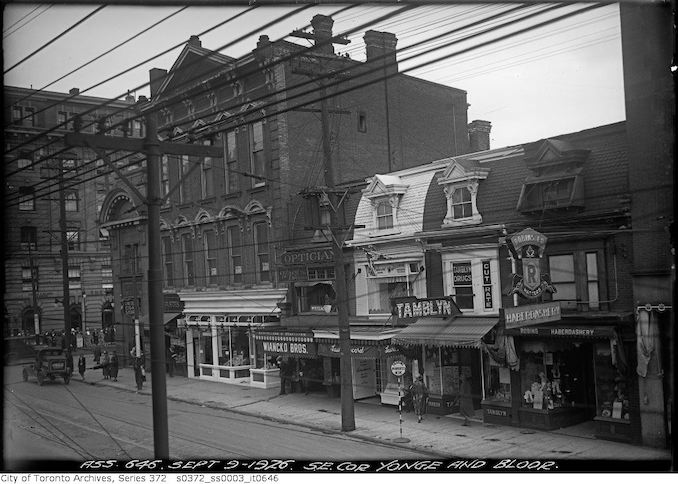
[65,98,223,458]
[291,15,356,432]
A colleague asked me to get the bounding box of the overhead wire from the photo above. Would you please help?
[11,6,190,107]
[3,4,50,37]
[4,5,107,74]
[4,3,602,210]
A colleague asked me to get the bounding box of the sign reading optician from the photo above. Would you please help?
[504,301,562,329]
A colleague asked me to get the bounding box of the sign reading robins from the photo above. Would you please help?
[507,227,556,299]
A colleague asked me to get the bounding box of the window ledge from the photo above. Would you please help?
[222,192,242,200]
[199,197,217,205]
[367,229,402,238]
[248,185,267,195]
[442,213,482,227]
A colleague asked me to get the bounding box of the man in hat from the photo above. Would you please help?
[409,375,429,423]
[277,356,291,395]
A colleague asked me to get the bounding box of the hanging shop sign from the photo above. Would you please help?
[164,293,185,313]
[504,302,561,329]
[507,227,556,299]
[261,340,317,356]
[278,247,334,266]
[391,296,461,324]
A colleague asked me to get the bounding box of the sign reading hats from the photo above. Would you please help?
[507,227,556,299]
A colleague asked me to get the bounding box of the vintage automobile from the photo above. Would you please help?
[22,346,71,385]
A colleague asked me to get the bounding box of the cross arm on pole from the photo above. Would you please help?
[94,148,147,205]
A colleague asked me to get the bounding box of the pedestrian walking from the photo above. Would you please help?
[78,354,86,381]
[101,351,110,379]
[277,356,291,395]
[459,374,474,426]
[93,344,101,365]
[168,347,177,377]
[110,351,119,382]
[409,375,429,423]
[133,356,144,391]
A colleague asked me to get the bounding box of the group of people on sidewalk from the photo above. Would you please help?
[77,349,119,381]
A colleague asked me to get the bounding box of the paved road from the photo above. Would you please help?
[4,365,433,466]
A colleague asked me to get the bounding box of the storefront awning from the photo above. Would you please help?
[392,316,498,348]
[164,313,182,325]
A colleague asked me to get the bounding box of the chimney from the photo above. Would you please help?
[125,91,135,103]
[468,120,492,152]
[188,35,201,48]
[254,35,273,62]
[69,88,80,95]
[311,14,334,56]
[149,68,168,100]
[364,30,398,73]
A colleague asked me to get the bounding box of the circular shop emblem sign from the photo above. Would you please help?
[390,360,406,376]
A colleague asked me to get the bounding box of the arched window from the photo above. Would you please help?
[376,201,393,229]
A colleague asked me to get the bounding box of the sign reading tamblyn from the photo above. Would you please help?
[392,296,461,323]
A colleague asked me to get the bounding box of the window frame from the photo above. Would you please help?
[20,226,37,251]
[227,225,242,285]
[19,187,35,211]
[451,261,474,310]
[452,186,473,220]
[182,234,195,286]
[64,190,79,212]
[162,236,174,288]
[66,230,80,251]
[253,222,270,283]
[200,139,214,199]
[249,121,266,187]
[225,129,239,193]
[376,201,394,230]
[203,230,218,285]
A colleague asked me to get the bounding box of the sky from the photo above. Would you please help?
[3,1,627,149]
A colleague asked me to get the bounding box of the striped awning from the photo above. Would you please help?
[252,329,315,342]
[393,316,498,348]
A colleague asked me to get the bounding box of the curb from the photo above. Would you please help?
[78,376,449,458]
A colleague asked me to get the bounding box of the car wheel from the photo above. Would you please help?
[36,372,44,386]
[22,369,28,382]
[63,374,70,385]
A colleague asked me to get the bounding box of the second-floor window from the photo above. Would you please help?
[19,187,35,211]
[254,222,270,283]
[101,264,113,291]
[201,140,214,198]
[22,266,37,292]
[20,226,37,250]
[124,243,139,274]
[225,130,239,193]
[68,265,81,290]
[182,234,195,286]
[452,261,474,310]
[203,230,217,285]
[547,252,600,311]
[65,190,79,212]
[161,155,170,203]
[162,236,173,288]
[66,230,80,251]
[180,155,190,202]
[249,121,265,187]
[227,226,242,284]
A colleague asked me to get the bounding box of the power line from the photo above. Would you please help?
[3,4,50,37]
[4,5,107,74]
[12,6,190,107]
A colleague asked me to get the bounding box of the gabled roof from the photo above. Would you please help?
[437,157,491,186]
[154,41,236,101]
[363,174,409,199]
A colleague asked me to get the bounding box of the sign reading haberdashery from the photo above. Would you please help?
[507,227,556,299]
[505,324,613,339]
[391,296,461,323]
[504,301,562,329]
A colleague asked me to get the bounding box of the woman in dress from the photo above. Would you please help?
[409,375,429,423]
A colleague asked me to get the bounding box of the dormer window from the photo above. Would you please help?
[517,139,588,213]
[438,158,490,227]
[363,174,409,234]
[452,186,472,219]
[376,201,393,229]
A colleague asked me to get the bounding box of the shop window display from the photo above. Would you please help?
[520,350,567,410]
[594,342,630,421]
[218,327,250,366]
[484,358,511,403]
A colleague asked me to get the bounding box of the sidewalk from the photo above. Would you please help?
[77,356,671,462]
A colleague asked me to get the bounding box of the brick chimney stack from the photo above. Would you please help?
[149,68,168,100]
[468,120,492,152]
[188,35,201,48]
[364,30,398,73]
[69,88,80,95]
[311,14,335,56]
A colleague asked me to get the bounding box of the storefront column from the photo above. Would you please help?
[510,368,522,426]
[186,327,195,378]
[211,321,219,367]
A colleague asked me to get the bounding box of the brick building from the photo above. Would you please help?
[3,86,143,341]
[99,14,474,380]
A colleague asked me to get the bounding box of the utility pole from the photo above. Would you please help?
[28,240,40,344]
[65,98,223,459]
[58,158,72,350]
[291,15,355,432]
